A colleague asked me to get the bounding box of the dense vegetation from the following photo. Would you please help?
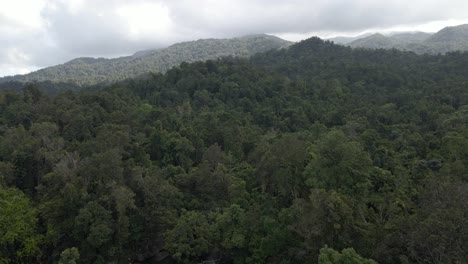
[0,38,467,264]
[348,33,432,50]
[347,24,468,54]
[0,35,291,86]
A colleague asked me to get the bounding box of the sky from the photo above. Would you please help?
[1,0,468,77]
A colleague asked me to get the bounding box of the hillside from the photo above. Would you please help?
[348,33,401,49]
[347,24,468,54]
[1,37,467,264]
[348,32,432,51]
[389,32,432,43]
[327,33,372,44]
[0,34,291,86]
[423,24,468,53]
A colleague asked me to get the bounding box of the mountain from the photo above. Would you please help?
[347,24,468,54]
[0,34,291,86]
[348,33,401,49]
[328,32,431,46]
[326,33,372,44]
[389,32,432,44]
[423,24,468,53]
[348,32,433,50]
[428,24,468,42]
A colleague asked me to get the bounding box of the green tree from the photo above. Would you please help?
[305,130,373,196]
[319,246,377,264]
[164,211,214,263]
[215,204,248,250]
[249,133,310,200]
[407,176,468,264]
[0,188,42,262]
[58,247,80,264]
[73,201,114,262]
[290,189,359,260]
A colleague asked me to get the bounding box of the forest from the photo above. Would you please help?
[346,24,468,54]
[0,35,291,86]
[0,38,467,264]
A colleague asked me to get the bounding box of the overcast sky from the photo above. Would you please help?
[1,0,468,77]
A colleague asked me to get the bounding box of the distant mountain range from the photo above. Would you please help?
[342,24,468,54]
[0,34,291,86]
[3,24,468,87]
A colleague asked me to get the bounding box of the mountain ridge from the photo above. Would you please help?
[346,24,468,54]
[0,34,291,86]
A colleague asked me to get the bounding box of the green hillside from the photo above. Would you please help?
[347,24,468,54]
[348,33,401,49]
[0,34,291,86]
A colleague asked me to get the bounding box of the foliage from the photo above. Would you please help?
[347,24,468,55]
[0,37,467,263]
[58,247,80,264]
[0,35,291,86]
[0,188,42,262]
[318,246,377,264]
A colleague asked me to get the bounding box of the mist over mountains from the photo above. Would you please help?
[0,25,468,91]
[342,24,468,54]
[2,24,468,88]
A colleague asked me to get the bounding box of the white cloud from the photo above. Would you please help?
[116,2,174,40]
[0,0,46,29]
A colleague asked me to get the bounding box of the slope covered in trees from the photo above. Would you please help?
[0,34,291,86]
[347,24,468,54]
[0,38,467,264]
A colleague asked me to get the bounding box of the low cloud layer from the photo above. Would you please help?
[1,0,468,76]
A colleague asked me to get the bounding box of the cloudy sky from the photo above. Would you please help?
[1,0,468,77]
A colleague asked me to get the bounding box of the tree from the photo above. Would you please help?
[0,188,42,262]
[318,246,377,264]
[164,211,214,263]
[58,247,80,264]
[407,176,468,264]
[215,204,248,250]
[290,189,359,260]
[249,133,310,200]
[73,201,114,262]
[304,130,373,196]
